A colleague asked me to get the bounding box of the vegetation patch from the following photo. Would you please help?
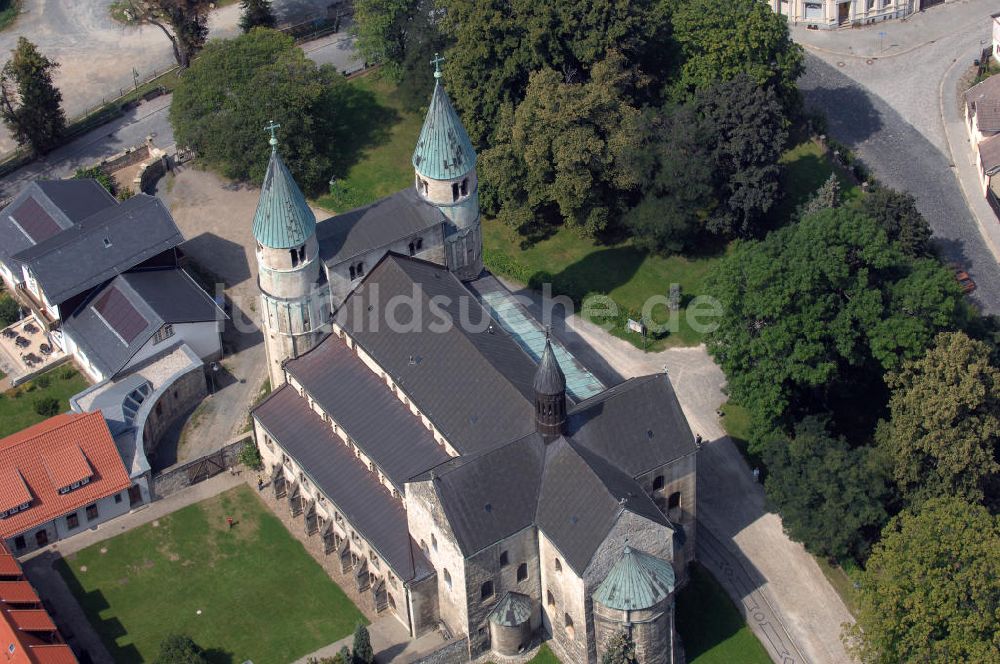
[675,564,771,664]
[0,0,20,32]
[57,485,365,663]
[0,366,88,438]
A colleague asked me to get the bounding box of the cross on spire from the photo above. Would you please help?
[265,120,281,149]
[430,53,445,79]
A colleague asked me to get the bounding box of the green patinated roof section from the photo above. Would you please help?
[252,147,316,249]
[488,591,533,627]
[412,79,477,181]
[593,546,675,611]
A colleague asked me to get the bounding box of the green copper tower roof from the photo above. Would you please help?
[252,122,316,250]
[593,546,675,611]
[412,55,477,181]
[488,592,533,627]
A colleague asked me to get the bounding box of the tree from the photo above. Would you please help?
[761,417,890,561]
[858,187,932,258]
[351,624,374,664]
[33,396,59,417]
[671,0,804,111]
[352,0,422,81]
[0,293,18,328]
[239,0,276,33]
[238,440,263,470]
[846,497,1000,663]
[74,166,117,198]
[876,331,1000,505]
[153,634,209,664]
[169,29,344,194]
[125,0,211,68]
[798,173,841,219]
[479,52,645,237]
[695,75,787,238]
[601,632,638,664]
[0,38,66,154]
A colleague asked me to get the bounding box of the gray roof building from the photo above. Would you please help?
[12,194,183,305]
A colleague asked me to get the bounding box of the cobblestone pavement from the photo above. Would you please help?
[498,278,854,664]
[794,0,1000,315]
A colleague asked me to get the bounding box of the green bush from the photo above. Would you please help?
[33,373,50,389]
[0,294,18,327]
[33,396,59,417]
[238,440,263,470]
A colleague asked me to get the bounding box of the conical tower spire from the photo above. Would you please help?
[412,54,477,181]
[534,333,566,396]
[535,331,567,442]
[252,122,316,250]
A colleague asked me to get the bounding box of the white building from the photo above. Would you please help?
[767,0,945,30]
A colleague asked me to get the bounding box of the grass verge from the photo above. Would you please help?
[815,556,861,617]
[676,563,771,664]
[0,366,89,438]
[57,485,365,663]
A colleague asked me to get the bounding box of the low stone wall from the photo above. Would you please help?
[403,637,469,664]
[136,153,169,193]
[152,435,250,499]
[99,144,151,174]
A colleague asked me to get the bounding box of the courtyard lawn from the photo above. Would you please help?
[0,366,89,438]
[676,564,771,664]
[57,485,365,663]
[526,644,561,663]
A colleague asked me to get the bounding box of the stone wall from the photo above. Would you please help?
[141,365,207,454]
[136,153,169,193]
[151,436,247,498]
[403,637,469,664]
[98,144,151,174]
[538,531,588,664]
[635,451,697,581]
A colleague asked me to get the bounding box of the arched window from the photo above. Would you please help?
[460,178,468,196]
[547,590,555,608]
[357,262,365,277]
[668,491,681,511]
[652,475,665,492]
[416,237,424,250]
[388,594,396,611]
[481,580,494,600]
[290,248,299,267]
[420,539,429,555]
[517,563,528,582]
[421,179,429,195]
[451,182,460,201]
[564,613,575,639]
[431,533,438,552]
[298,246,306,262]
[554,558,562,573]
[443,568,452,590]
[349,265,356,280]
[499,551,509,567]
[408,242,416,256]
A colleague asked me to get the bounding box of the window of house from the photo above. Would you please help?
[153,324,174,345]
[460,178,468,196]
[564,613,575,639]
[66,513,79,530]
[443,568,452,590]
[547,590,555,608]
[86,504,99,521]
[114,493,122,504]
[451,182,460,201]
[499,551,509,567]
[350,265,356,280]
[13,536,24,551]
[416,237,423,250]
[290,248,299,267]
[668,491,681,511]
[517,563,528,582]
[299,246,306,262]
[652,475,665,492]
[408,242,416,256]
[554,558,562,573]
[357,262,365,277]
[481,580,494,600]
[431,533,438,552]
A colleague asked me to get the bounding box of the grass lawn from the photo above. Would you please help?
[0,366,89,438]
[676,563,771,664]
[57,485,365,663]
[526,644,561,663]
[815,556,861,617]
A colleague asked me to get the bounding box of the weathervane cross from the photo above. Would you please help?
[264,120,281,147]
[430,53,445,78]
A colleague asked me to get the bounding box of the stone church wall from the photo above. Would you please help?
[409,570,441,637]
[593,599,674,664]
[634,451,697,581]
[538,530,588,664]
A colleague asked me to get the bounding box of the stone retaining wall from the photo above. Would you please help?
[152,436,249,499]
[402,637,469,664]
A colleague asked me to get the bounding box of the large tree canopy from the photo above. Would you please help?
[126,0,212,68]
[848,497,1000,663]
[761,417,890,561]
[169,29,344,194]
[0,37,65,154]
[877,331,1000,506]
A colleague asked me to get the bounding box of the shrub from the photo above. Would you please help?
[238,440,263,470]
[33,373,50,389]
[0,294,18,327]
[33,396,59,417]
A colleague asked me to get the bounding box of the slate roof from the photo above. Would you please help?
[335,254,538,455]
[412,77,477,181]
[252,145,316,249]
[11,194,183,305]
[980,133,1000,174]
[489,591,533,627]
[62,268,225,378]
[253,385,431,582]
[317,189,443,267]
[0,412,131,539]
[568,375,697,477]
[592,546,675,611]
[966,74,1000,132]
[0,180,115,276]
[285,334,450,488]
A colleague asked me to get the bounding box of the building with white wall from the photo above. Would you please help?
[766,0,951,29]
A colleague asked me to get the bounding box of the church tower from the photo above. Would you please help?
[253,124,330,388]
[534,336,567,443]
[412,55,483,281]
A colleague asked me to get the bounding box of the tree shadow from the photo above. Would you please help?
[526,246,646,304]
[326,83,401,179]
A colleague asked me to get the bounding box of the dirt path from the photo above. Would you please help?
[500,278,854,664]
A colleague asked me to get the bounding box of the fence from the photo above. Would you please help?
[152,434,252,500]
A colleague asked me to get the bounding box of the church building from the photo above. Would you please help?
[250,64,697,664]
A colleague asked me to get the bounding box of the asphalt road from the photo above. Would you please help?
[800,53,1000,315]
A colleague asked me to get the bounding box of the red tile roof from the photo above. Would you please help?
[0,556,21,579]
[0,413,130,539]
[0,543,76,664]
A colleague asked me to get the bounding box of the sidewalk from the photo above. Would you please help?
[291,615,447,664]
[790,0,998,59]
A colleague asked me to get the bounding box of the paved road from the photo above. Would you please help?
[499,278,854,664]
[794,0,1000,315]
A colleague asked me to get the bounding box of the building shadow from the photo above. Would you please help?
[182,232,252,290]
